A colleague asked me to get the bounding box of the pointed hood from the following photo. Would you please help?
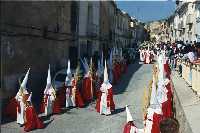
[100,60,112,91]
[104,60,109,83]
[46,64,51,88]
[27,92,32,102]
[67,60,72,77]
[21,68,30,90]
[126,105,133,122]
[65,60,72,86]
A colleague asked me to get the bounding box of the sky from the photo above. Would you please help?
[116,0,176,23]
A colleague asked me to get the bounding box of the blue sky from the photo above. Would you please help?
[116,0,176,23]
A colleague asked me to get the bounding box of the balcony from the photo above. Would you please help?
[87,24,99,38]
[186,14,193,25]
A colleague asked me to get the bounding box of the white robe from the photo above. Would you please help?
[15,93,25,125]
[99,87,111,115]
[65,87,75,107]
[44,88,55,116]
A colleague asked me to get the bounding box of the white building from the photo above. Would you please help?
[169,0,200,43]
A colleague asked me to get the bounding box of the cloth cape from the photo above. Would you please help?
[24,106,44,132]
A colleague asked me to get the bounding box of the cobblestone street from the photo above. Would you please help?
[1,62,153,133]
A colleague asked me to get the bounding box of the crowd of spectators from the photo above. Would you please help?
[152,40,200,77]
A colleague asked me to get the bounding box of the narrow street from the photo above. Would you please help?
[1,62,153,133]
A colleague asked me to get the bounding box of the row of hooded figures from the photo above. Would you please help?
[3,48,128,132]
[123,51,178,133]
[3,49,177,133]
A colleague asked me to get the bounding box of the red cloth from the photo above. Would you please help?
[166,83,172,100]
[40,98,46,113]
[72,79,85,108]
[24,106,44,132]
[75,90,84,108]
[164,63,171,79]
[82,77,93,102]
[52,98,61,114]
[107,88,115,111]
[151,113,163,133]
[96,87,115,113]
[3,98,18,120]
[123,122,135,133]
[162,82,173,118]
[162,100,173,118]
[95,92,101,113]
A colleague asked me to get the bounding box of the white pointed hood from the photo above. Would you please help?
[46,64,51,88]
[27,92,32,102]
[90,57,93,70]
[126,105,133,122]
[104,60,109,83]
[21,68,30,90]
[100,60,112,91]
[67,60,71,77]
[65,60,72,86]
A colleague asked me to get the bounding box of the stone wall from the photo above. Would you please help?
[1,1,78,97]
[173,86,193,133]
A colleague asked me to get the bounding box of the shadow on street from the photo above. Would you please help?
[113,60,142,95]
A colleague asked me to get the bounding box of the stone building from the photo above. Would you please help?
[114,9,131,48]
[168,0,200,43]
[99,1,111,57]
[1,1,145,97]
[1,1,73,96]
[77,1,100,57]
[129,17,139,48]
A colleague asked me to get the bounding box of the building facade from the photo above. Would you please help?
[1,1,73,94]
[77,1,100,58]
[168,0,200,43]
[1,1,147,96]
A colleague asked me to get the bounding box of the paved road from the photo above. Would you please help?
[1,62,153,133]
